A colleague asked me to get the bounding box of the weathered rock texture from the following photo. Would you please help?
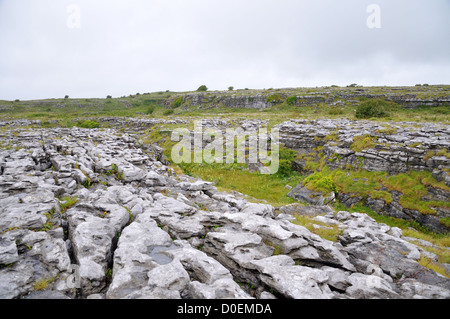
[128,117,449,233]
[165,86,450,110]
[277,119,449,174]
[0,123,449,299]
[277,119,450,233]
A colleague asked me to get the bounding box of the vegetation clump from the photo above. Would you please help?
[351,135,377,152]
[171,97,184,108]
[355,99,391,119]
[76,120,101,129]
[286,96,298,106]
[275,146,298,178]
[292,214,342,242]
[303,171,338,194]
[266,94,284,104]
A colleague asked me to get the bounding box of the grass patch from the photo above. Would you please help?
[303,167,448,218]
[351,135,377,152]
[381,171,449,215]
[141,128,303,206]
[171,97,184,108]
[180,162,302,206]
[76,120,101,129]
[369,190,393,204]
[58,196,79,213]
[292,214,342,242]
[33,277,56,291]
[267,93,284,104]
[331,169,386,196]
[418,256,449,278]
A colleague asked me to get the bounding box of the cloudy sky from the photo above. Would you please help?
[0,0,449,100]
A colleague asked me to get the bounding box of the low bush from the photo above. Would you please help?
[76,120,101,129]
[275,146,298,178]
[286,96,298,106]
[171,97,184,108]
[303,172,338,194]
[267,94,284,104]
[146,106,155,115]
[355,99,391,119]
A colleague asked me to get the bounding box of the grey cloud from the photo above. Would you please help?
[0,0,449,100]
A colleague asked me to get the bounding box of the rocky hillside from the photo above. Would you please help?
[277,119,450,233]
[164,85,450,110]
[1,122,449,299]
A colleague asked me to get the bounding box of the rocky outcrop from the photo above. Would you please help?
[164,86,450,110]
[0,124,449,299]
[135,116,449,232]
[277,119,450,174]
[278,119,450,233]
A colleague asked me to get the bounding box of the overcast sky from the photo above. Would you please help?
[0,0,449,100]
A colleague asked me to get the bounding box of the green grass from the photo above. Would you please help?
[301,167,449,218]
[76,120,101,129]
[303,171,338,194]
[58,196,79,213]
[350,135,377,152]
[418,256,449,278]
[0,91,174,122]
[33,277,56,291]
[381,171,450,215]
[179,162,302,206]
[369,190,393,204]
[1,86,448,128]
[292,214,342,242]
[140,128,304,206]
[323,169,386,197]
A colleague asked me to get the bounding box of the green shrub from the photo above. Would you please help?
[286,96,298,106]
[355,99,391,119]
[163,109,174,116]
[267,94,283,104]
[303,172,338,194]
[146,106,155,115]
[143,99,157,105]
[77,120,101,129]
[275,146,298,178]
[439,217,450,228]
[197,85,208,92]
[171,97,184,108]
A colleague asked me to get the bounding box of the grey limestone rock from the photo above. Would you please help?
[1,123,449,300]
